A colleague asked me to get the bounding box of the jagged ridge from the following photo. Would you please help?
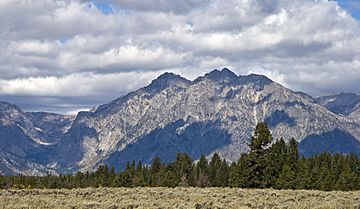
[1,68,360,175]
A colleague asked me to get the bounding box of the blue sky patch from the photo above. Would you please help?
[336,0,360,20]
[92,1,113,15]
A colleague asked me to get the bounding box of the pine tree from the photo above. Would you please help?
[118,162,134,187]
[208,153,222,186]
[173,153,193,186]
[132,161,146,187]
[194,155,209,187]
[335,156,360,191]
[228,162,237,187]
[75,171,85,188]
[150,156,162,186]
[264,138,287,188]
[219,159,229,187]
[163,169,177,187]
[229,153,252,188]
[296,157,311,189]
[275,164,296,189]
[247,122,273,188]
[287,138,299,171]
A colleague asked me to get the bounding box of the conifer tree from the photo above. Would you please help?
[132,161,146,187]
[264,138,287,188]
[248,122,273,188]
[275,165,296,189]
[287,138,299,172]
[150,156,162,186]
[229,153,252,188]
[208,153,222,186]
[173,153,193,186]
[194,155,209,187]
[219,159,229,187]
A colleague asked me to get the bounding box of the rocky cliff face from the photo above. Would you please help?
[1,69,360,175]
[0,102,74,175]
[25,112,75,143]
[316,93,360,120]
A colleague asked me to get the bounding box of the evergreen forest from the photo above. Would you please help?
[1,122,359,191]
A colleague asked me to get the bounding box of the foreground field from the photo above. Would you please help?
[0,187,360,209]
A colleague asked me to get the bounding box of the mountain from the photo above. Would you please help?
[1,68,360,175]
[55,68,360,172]
[316,93,360,120]
[0,102,74,175]
[25,112,74,143]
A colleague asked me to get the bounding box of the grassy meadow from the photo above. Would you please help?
[1,187,360,209]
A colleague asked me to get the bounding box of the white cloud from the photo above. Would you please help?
[106,0,211,14]
[0,0,360,112]
[10,40,60,55]
[0,71,159,97]
[57,44,188,72]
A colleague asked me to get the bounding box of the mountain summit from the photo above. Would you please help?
[198,68,238,82]
[1,69,360,175]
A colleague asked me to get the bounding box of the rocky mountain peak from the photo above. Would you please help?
[145,72,191,93]
[0,102,22,113]
[94,72,191,114]
[196,68,238,83]
[2,69,360,175]
[0,102,24,122]
[236,73,273,89]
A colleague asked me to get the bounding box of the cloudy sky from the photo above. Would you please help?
[0,0,360,114]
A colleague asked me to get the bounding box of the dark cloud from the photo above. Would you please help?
[0,95,98,114]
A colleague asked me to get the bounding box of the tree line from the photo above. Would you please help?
[1,122,359,191]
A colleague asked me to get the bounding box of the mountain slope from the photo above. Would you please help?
[55,68,360,172]
[1,69,360,174]
[25,112,75,143]
[0,102,74,175]
[316,93,360,120]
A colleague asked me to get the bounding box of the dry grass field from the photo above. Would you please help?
[0,187,360,209]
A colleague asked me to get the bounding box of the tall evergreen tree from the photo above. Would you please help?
[229,153,252,188]
[275,165,296,189]
[287,138,299,171]
[173,153,193,185]
[208,153,222,187]
[194,155,209,187]
[264,138,287,188]
[247,122,273,188]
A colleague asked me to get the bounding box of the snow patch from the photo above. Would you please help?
[16,124,55,145]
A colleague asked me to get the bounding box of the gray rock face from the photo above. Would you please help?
[56,68,360,171]
[0,102,74,175]
[316,93,360,119]
[25,112,75,143]
[1,68,360,174]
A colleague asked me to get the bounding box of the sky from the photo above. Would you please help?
[0,0,360,114]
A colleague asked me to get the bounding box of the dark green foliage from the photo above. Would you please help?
[263,138,287,187]
[172,153,193,186]
[193,155,209,187]
[275,165,296,189]
[247,122,273,188]
[1,122,360,191]
[249,122,273,151]
[229,123,360,191]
